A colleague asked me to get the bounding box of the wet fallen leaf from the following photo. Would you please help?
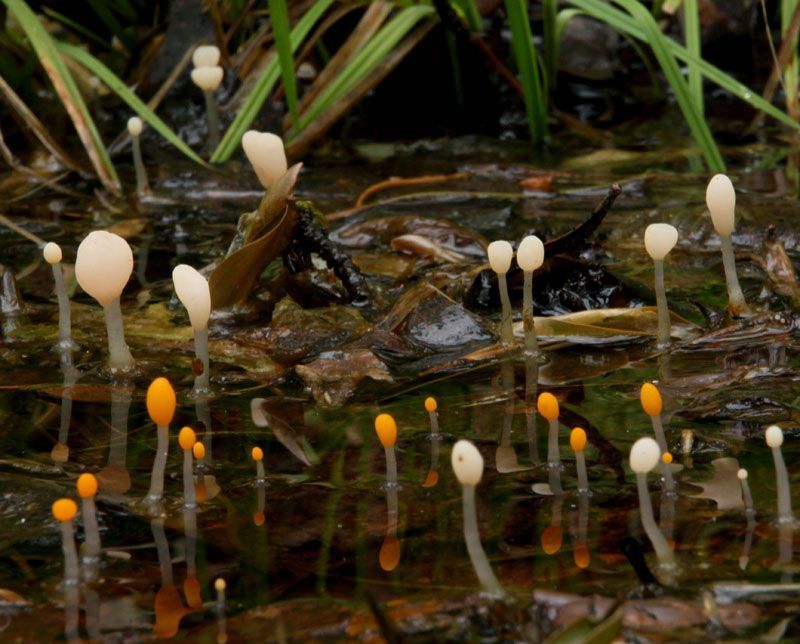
[0,588,29,606]
[295,349,392,407]
[251,397,312,466]
[686,457,743,511]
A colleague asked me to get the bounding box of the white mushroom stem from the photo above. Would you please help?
[548,464,564,496]
[577,493,588,543]
[60,519,79,584]
[497,272,513,345]
[653,259,671,347]
[659,490,675,541]
[81,497,101,561]
[649,415,675,491]
[151,517,172,586]
[576,451,589,494]
[720,234,749,315]
[131,133,149,196]
[522,270,538,354]
[547,418,560,468]
[386,486,399,522]
[525,356,539,463]
[255,459,265,482]
[428,409,439,438]
[635,471,676,567]
[385,445,398,492]
[51,262,72,347]
[204,89,220,152]
[215,579,227,641]
[103,298,134,371]
[770,443,793,523]
[194,327,210,392]
[147,424,169,502]
[183,506,197,577]
[197,399,212,465]
[64,585,79,642]
[183,449,196,509]
[462,483,504,596]
[739,474,755,519]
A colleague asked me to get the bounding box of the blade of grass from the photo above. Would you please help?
[2,0,120,193]
[543,0,558,90]
[57,42,208,167]
[287,5,436,138]
[504,0,548,143]
[268,0,300,126]
[211,0,334,163]
[567,0,799,131]
[783,0,800,120]
[613,0,723,170]
[684,0,703,115]
[453,0,482,32]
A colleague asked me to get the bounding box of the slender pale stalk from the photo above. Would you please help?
[720,234,749,315]
[84,586,101,641]
[215,578,228,642]
[386,486,398,520]
[575,451,589,494]
[771,444,793,523]
[147,425,169,502]
[548,463,563,496]
[103,298,134,371]
[256,459,266,482]
[740,477,754,519]
[204,90,220,152]
[547,419,560,467]
[653,259,671,347]
[184,506,197,577]
[131,134,149,196]
[197,399,213,465]
[152,517,173,586]
[739,517,755,570]
[53,355,78,464]
[497,273,513,345]
[183,449,196,509]
[636,472,675,567]
[193,328,210,393]
[51,263,72,347]
[256,483,265,517]
[427,409,439,438]
[659,487,675,541]
[64,585,80,644]
[522,270,539,355]
[99,388,131,496]
[650,415,675,491]
[60,520,79,584]
[778,523,794,581]
[81,497,101,561]
[385,446,398,490]
[525,355,539,464]
[462,484,503,596]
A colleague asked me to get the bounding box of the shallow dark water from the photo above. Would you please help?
[1,138,800,641]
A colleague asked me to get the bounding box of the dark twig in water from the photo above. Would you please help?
[544,183,622,257]
[365,592,405,644]
[620,537,660,589]
[290,201,371,306]
[356,172,470,207]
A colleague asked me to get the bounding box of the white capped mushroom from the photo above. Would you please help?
[241,130,288,189]
[644,223,678,261]
[516,235,544,272]
[192,45,221,68]
[127,116,143,137]
[487,240,513,274]
[43,242,62,265]
[191,66,224,92]
[629,437,661,474]
[766,425,784,448]
[452,439,483,486]
[172,265,210,332]
[706,173,735,236]
[75,231,133,308]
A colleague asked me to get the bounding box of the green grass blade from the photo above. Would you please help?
[684,0,703,114]
[543,0,558,89]
[504,0,548,143]
[612,0,723,170]
[567,0,799,131]
[453,0,482,32]
[2,0,120,192]
[782,0,799,120]
[268,0,300,126]
[288,5,435,137]
[57,42,209,167]
[211,0,334,163]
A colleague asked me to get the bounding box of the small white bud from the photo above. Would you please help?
[706,174,736,236]
[644,223,678,261]
[629,437,661,474]
[127,116,143,137]
[191,66,224,91]
[193,45,221,68]
[43,242,62,265]
[241,130,288,188]
[172,264,211,332]
[766,425,784,449]
[487,240,513,275]
[516,235,545,272]
[737,468,748,480]
[451,439,483,486]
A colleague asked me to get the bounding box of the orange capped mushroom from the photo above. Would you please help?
[147,378,176,427]
[640,382,662,418]
[537,392,559,421]
[52,498,77,522]
[77,473,98,499]
[375,413,397,448]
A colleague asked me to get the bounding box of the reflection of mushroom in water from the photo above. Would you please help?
[570,427,590,495]
[573,492,590,570]
[51,350,79,465]
[643,223,678,347]
[537,392,561,470]
[516,234,545,356]
[172,265,212,394]
[191,45,224,152]
[630,437,676,570]
[765,425,793,524]
[738,468,756,570]
[182,498,202,609]
[380,484,401,572]
[241,130,288,189]
[77,473,101,564]
[75,231,135,371]
[43,242,73,349]
[127,116,149,196]
[252,446,266,484]
[52,498,79,585]
[705,174,750,316]
[152,516,191,639]
[145,377,177,506]
[375,413,400,500]
[541,494,564,555]
[97,387,132,496]
[422,397,441,488]
[639,382,675,492]
[487,240,514,346]
[178,427,197,509]
[214,578,228,643]
[451,440,504,596]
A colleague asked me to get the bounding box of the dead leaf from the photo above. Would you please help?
[687,457,744,511]
[295,349,392,407]
[0,588,30,606]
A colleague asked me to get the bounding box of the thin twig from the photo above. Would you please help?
[0,213,46,246]
[355,172,470,207]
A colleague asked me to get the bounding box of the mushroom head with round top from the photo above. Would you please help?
[629,437,661,474]
[737,468,748,480]
[75,231,133,307]
[537,392,559,421]
[705,173,736,236]
[766,425,784,448]
[570,427,587,452]
[252,446,264,462]
[662,452,673,464]
[241,130,288,189]
[375,413,397,448]
[179,427,197,451]
[487,240,513,274]
[127,116,143,137]
[193,442,206,460]
[172,264,211,332]
[52,498,78,522]
[640,383,662,417]
[424,397,437,413]
[451,439,483,486]
[191,66,223,91]
[517,235,545,272]
[644,223,678,261]
[77,473,98,499]
[146,377,176,427]
[43,242,62,265]
[192,45,221,67]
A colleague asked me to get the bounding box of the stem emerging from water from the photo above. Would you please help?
[771,445,794,523]
[183,450,196,509]
[51,263,72,347]
[193,327,210,393]
[522,270,538,355]
[720,234,749,315]
[103,298,134,371]
[81,497,101,561]
[60,520,79,585]
[636,472,675,567]
[653,259,671,347]
[147,425,169,501]
[497,273,513,346]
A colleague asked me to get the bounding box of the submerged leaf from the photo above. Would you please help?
[686,457,744,511]
[295,349,392,407]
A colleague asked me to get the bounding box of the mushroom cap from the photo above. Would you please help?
[737,468,748,480]
[451,439,483,486]
[43,242,62,264]
[487,240,513,274]
[644,223,678,260]
[192,45,221,68]
[192,442,206,460]
[178,427,197,451]
[75,231,133,307]
[706,173,736,236]
[629,437,661,474]
[52,498,77,522]
[241,130,288,189]
[77,473,98,499]
[252,446,264,462]
[570,427,587,452]
[517,235,545,272]
[424,396,437,413]
[537,392,559,421]
[640,382,662,417]
[375,413,397,448]
[172,264,211,332]
[662,452,673,464]
[214,578,226,592]
[127,116,143,137]
[191,65,224,91]
[766,425,784,448]
[146,377,176,427]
